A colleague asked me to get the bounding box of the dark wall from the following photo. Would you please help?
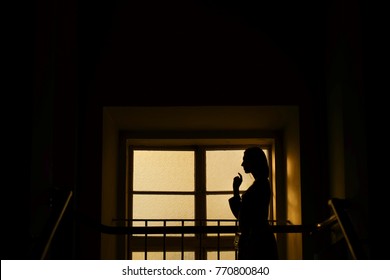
[81,1,323,105]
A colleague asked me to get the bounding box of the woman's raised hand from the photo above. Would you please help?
[233,172,243,191]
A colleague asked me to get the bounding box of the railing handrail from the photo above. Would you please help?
[40,190,73,260]
[114,218,239,221]
[316,214,337,229]
[87,221,314,235]
[328,198,366,260]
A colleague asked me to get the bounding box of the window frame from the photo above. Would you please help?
[123,135,280,260]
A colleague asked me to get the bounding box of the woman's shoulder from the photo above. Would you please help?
[252,178,270,187]
[248,179,270,193]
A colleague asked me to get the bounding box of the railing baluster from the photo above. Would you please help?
[163,220,166,260]
[235,220,238,260]
[217,220,220,260]
[144,220,148,260]
[199,220,202,259]
[181,220,184,260]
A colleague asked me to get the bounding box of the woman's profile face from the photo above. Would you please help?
[241,154,253,173]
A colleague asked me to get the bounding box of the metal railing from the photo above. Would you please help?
[125,219,239,260]
[315,198,367,260]
[41,195,365,259]
[106,218,314,260]
[102,198,365,260]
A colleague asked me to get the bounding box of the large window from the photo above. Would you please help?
[126,145,275,260]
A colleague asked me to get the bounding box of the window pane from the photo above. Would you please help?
[207,194,237,236]
[206,150,255,191]
[133,151,194,191]
[207,251,236,260]
[131,219,195,237]
[166,251,195,260]
[133,195,194,220]
[132,251,195,260]
[207,194,237,220]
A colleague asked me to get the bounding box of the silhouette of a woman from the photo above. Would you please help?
[229,146,278,259]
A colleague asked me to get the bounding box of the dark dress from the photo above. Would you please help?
[229,178,278,260]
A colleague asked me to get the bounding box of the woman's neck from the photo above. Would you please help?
[251,172,260,180]
[252,172,268,181]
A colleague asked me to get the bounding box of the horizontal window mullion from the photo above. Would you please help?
[133,191,195,195]
[206,191,234,195]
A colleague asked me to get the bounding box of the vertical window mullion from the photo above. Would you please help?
[127,147,134,260]
[195,147,206,259]
[195,147,206,221]
[266,145,275,221]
